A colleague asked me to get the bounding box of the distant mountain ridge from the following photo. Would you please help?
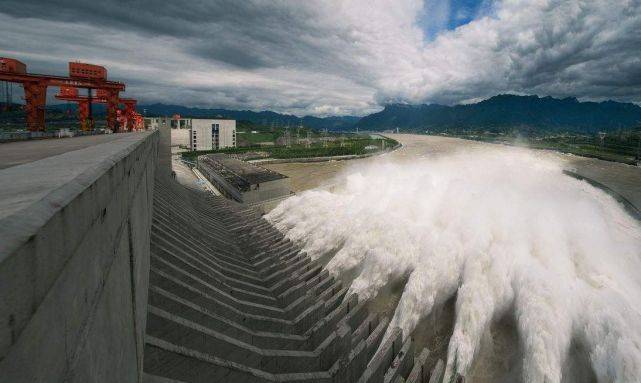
[42,103,360,130]
[135,104,360,130]
[356,95,641,133]
[42,94,641,133]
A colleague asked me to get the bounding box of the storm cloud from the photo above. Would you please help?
[1,0,640,115]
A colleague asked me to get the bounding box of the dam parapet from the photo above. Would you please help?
[0,131,158,381]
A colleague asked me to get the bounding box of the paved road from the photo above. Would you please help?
[171,156,210,193]
[265,134,641,213]
[0,134,141,169]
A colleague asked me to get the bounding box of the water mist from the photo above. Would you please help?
[266,147,641,382]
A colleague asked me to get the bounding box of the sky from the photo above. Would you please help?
[1,0,640,116]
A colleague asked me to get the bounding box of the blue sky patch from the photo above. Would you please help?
[420,0,488,40]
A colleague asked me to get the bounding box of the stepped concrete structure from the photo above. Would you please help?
[198,153,292,204]
[0,127,447,383]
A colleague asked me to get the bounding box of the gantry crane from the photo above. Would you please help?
[54,86,144,131]
[0,57,126,131]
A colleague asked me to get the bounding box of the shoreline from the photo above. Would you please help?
[447,134,640,167]
[249,141,402,165]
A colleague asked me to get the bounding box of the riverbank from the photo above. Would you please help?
[181,136,398,161]
[249,141,401,165]
[450,133,641,166]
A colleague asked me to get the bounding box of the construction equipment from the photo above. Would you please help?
[0,57,127,131]
[55,86,143,131]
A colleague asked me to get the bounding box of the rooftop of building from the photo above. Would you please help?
[199,153,287,191]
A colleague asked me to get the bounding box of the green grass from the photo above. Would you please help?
[181,137,398,161]
[237,132,279,144]
[450,131,641,165]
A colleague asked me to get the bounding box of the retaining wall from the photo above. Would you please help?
[0,131,158,382]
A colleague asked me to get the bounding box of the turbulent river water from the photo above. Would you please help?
[266,143,641,383]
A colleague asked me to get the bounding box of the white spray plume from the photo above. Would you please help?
[266,147,641,382]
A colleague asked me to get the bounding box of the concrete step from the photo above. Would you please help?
[150,283,366,353]
[150,256,286,318]
[146,175,437,383]
[151,242,274,303]
[151,217,254,271]
[144,336,340,383]
[146,306,347,374]
[149,285,313,351]
[150,267,324,334]
[149,262,287,317]
[151,205,244,256]
[152,250,317,320]
[144,372,187,383]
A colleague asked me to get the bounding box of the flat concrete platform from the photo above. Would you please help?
[0,133,139,169]
[0,132,155,251]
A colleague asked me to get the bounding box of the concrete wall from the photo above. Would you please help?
[158,124,172,178]
[216,119,236,149]
[242,177,292,204]
[190,120,213,151]
[0,131,158,382]
[172,118,192,130]
[170,128,189,148]
[190,119,236,151]
[145,117,165,130]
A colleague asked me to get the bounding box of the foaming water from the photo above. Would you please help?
[266,147,641,382]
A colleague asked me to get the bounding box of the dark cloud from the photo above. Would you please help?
[1,0,640,116]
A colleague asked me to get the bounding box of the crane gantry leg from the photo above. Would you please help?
[77,99,90,131]
[105,89,120,132]
[23,81,47,131]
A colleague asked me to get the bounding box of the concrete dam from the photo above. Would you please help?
[0,128,448,382]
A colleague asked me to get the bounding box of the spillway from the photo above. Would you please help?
[143,170,446,382]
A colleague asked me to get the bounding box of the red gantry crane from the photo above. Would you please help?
[0,57,140,132]
[55,86,144,131]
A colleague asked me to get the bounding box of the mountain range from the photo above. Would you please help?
[356,95,641,133]
[127,104,361,131]
[42,94,641,133]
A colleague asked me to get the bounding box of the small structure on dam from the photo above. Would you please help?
[198,153,292,204]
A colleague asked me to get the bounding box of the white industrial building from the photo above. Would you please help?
[190,119,236,151]
[145,117,236,151]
